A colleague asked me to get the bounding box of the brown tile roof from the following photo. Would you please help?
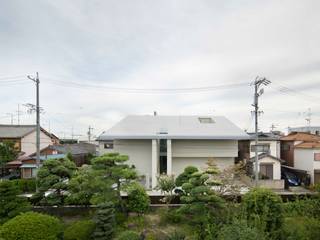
[280,132,320,142]
[295,141,320,149]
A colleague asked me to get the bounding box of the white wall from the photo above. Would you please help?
[172,157,234,176]
[99,139,153,177]
[21,130,53,155]
[172,140,238,158]
[249,140,280,158]
[254,156,281,180]
[294,149,315,183]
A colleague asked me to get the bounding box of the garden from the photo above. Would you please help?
[0,153,320,240]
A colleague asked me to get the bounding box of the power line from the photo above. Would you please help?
[42,76,249,93]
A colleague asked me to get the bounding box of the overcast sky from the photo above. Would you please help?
[1,0,320,139]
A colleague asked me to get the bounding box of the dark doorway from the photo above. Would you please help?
[159,139,167,174]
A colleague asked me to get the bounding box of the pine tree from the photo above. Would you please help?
[93,202,116,240]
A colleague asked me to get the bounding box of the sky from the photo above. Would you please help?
[1,0,320,140]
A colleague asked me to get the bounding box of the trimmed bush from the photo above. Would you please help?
[64,220,95,240]
[175,166,198,186]
[127,183,150,215]
[117,230,140,240]
[242,188,283,239]
[282,217,320,240]
[0,212,63,240]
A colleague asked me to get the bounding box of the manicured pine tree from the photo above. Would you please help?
[93,202,116,240]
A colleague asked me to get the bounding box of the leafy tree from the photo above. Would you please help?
[0,212,63,240]
[93,202,116,240]
[156,174,176,206]
[242,188,283,239]
[175,166,198,187]
[64,219,95,240]
[91,153,137,211]
[66,165,115,206]
[37,157,76,205]
[0,180,31,223]
[126,182,150,215]
[178,161,225,239]
[0,140,18,176]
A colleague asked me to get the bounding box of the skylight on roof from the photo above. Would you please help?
[199,117,214,124]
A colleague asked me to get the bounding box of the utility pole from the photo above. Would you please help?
[6,113,14,124]
[88,126,94,142]
[28,72,40,191]
[251,76,271,186]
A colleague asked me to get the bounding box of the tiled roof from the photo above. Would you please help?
[295,141,320,149]
[280,132,320,142]
[247,132,282,141]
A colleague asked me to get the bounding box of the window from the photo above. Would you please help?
[199,117,214,123]
[251,144,270,153]
[282,143,290,151]
[104,142,114,149]
[314,153,320,161]
[260,164,273,179]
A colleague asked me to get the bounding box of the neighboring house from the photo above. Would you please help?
[289,126,320,136]
[280,132,320,167]
[6,143,97,178]
[238,132,284,187]
[247,132,282,158]
[292,142,320,184]
[50,143,97,166]
[97,115,249,189]
[0,125,59,156]
[249,153,283,180]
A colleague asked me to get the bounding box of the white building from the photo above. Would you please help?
[97,115,249,189]
[247,132,282,158]
[294,142,320,184]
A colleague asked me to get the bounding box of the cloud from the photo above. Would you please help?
[0,0,320,138]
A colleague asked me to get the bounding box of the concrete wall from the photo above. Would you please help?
[172,157,234,176]
[99,139,153,178]
[295,149,315,183]
[249,140,280,158]
[172,140,238,158]
[21,130,53,155]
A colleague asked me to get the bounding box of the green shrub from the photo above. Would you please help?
[64,220,95,240]
[0,180,31,223]
[11,179,36,193]
[127,183,150,215]
[93,202,116,240]
[217,220,265,240]
[117,230,140,240]
[283,197,320,219]
[175,166,198,186]
[242,188,283,239]
[281,217,320,240]
[160,209,183,224]
[0,212,63,240]
[166,231,186,240]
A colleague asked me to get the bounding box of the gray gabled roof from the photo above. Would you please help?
[0,124,59,140]
[0,125,36,138]
[97,115,249,140]
[249,153,285,163]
